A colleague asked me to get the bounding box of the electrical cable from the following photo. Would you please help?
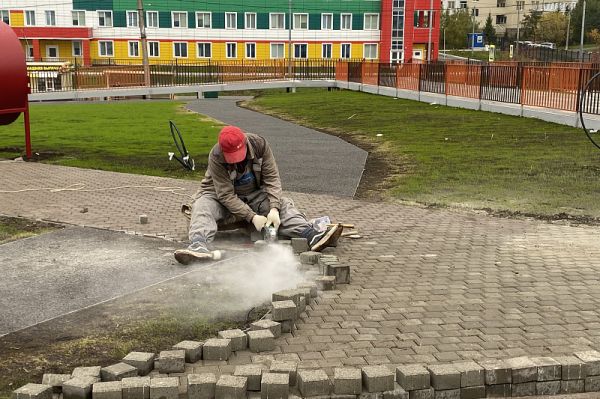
[0,183,194,199]
[578,70,600,151]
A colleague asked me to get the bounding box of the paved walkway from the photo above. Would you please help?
[2,161,600,372]
[186,98,367,197]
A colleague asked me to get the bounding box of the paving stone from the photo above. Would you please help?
[149,377,179,399]
[63,377,99,399]
[215,375,247,399]
[575,350,600,376]
[173,341,203,362]
[504,357,537,383]
[122,352,155,376]
[530,357,561,381]
[12,384,53,399]
[234,365,263,391]
[291,238,309,253]
[100,363,138,382]
[72,368,102,379]
[554,355,587,380]
[559,379,585,394]
[477,360,511,385]
[92,382,122,399]
[333,368,362,395]
[297,369,331,397]
[452,362,483,388]
[187,373,217,399]
[297,283,318,298]
[326,264,351,284]
[248,329,276,353]
[585,375,600,392]
[433,389,460,399]
[294,287,313,305]
[261,373,289,399]
[536,380,561,396]
[300,251,321,265]
[272,300,297,321]
[484,384,511,398]
[156,350,186,374]
[382,383,408,399]
[458,385,484,399]
[511,382,536,397]
[121,377,150,399]
[270,361,298,386]
[218,330,248,352]
[427,364,460,390]
[41,374,71,393]
[396,365,430,391]
[280,320,296,334]
[203,339,232,361]
[250,319,282,338]
[315,276,336,291]
[362,365,395,393]
[272,290,302,306]
[408,387,434,399]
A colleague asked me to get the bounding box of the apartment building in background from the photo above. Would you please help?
[0,0,441,65]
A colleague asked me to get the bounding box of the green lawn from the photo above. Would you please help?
[247,89,600,220]
[0,217,58,244]
[443,50,511,62]
[0,101,221,179]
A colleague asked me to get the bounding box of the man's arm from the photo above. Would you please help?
[209,156,256,222]
[260,142,283,210]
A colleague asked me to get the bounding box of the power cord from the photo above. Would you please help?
[579,71,600,151]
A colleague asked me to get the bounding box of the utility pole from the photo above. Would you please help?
[427,0,433,61]
[579,0,586,61]
[516,7,520,57]
[137,0,150,86]
[288,0,293,80]
[471,7,475,59]
[566,7,571,50]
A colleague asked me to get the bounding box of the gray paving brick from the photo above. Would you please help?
[12,384,53,399]
[408,387,434,399]
[536,380,561,396]
[92,382,122,399]
[451,361,483,388]
[504,357,537,383]
[215,375,247,399]
[297,369,331,397]
[396,365,430,391]
[121,377,150,399]
[484,384,511,398]
[530,357,561,381]
[427,364,460,390]
[554,355,587,380]
[187,373,216,399]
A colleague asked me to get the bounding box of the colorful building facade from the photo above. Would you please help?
[2,0,440,64]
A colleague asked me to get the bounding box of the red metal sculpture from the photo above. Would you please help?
[0,21,31,158]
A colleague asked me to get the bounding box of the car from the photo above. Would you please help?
[539,42,556,49]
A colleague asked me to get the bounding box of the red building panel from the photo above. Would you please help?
[12,27,92,39]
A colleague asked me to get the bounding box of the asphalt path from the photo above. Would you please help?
[186,97,367,198]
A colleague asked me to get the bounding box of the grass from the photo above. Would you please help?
[247,89,600,220]
[0,101,222,179]
[443,49,511,62]
[0,216,58,244]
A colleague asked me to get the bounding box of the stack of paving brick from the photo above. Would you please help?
[290,236,350,291]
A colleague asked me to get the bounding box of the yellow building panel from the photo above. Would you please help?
[40,40,74,59]
[10,11,24,27]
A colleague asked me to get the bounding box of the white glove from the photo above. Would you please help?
[252,214,268,231]
[266,208,281,229]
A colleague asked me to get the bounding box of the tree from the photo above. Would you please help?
[483,13,497,44]
[571,0,600,45]
[538,11,569,43]
[521,10,543,42]
[440,9,480,49]
[588,28,600,45]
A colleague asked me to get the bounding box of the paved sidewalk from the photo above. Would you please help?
[2,161,600,371]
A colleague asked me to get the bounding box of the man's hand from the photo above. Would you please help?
[266,208,281,229]
[252,215,268,231]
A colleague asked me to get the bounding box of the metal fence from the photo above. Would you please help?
[520,45,599,63]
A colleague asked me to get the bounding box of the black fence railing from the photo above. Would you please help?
[521,45,599,63]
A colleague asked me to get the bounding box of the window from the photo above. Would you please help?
[245,43,256,58]
[128,41,140,57]
[414,11,434,28]
[322,43,332,58]
[321,14,333,30]
[226,42,237,58]
[99,40,114,57]
[148,41,160,57]
[0,10,10,25]
[341,43,351,59]
[364,13,379,30]
[294,13,308,29]
[25,10,35,26]
[341,14,352,30]
[72,41,82,57]
[294,43,308,59]
[197,42,211,58]
[45,10,56,26]
[127,11,138,27]
[472,8,479,16]
[497,0,506,6]
[147,11,158,27]
[98,11,113,27]
[72,10,85,26]
[225,12,237,29]
[196,12,211,28]
[270,43,285,59]
[364,44,378,59]
[516,1,525,10]
[172,12,187,28]
[26,45,34,60]
[174,42,188,57]
[270,13,285,29]
[459,1,468,8]
[245,12,256,29]
[447,1,456,8]
[496,15,507,24]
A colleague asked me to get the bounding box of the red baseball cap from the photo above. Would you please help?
[218,126,247,164]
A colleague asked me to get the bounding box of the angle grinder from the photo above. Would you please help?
[262,225,278,243]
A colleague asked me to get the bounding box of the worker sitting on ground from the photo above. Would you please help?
[174,125,342,264]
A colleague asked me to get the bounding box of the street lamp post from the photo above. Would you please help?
[427,0,433,61]
[579,0,586,62]
[566,7,571,50]
[288,0,293,80]
[516,7,520,57]
[137,0,150,86]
